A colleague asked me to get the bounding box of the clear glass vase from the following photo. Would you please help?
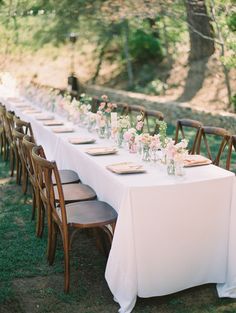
[142,145,151,162]
[117,131,124,148]
[167,159,175,175]
[175,159,185,176]
[98,126,106,138]
[129,140,137,153]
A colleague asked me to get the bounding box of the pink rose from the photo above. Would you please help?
[101,95,108,101]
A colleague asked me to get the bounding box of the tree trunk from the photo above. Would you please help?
[185,0,215,60]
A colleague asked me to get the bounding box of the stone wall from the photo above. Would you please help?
[85,85,236,134]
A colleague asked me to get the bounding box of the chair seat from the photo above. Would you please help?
[52,169,80,185]
[53,183,97,203]
[57,200,117,226]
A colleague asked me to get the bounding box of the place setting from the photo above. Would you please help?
[51,126,75,133]
[106,162,146,174]
[34,113,55,121]
[43,120,64,126]
[183,154,212,167]
[23,108,42,114]
[85,146,118,156]
[68,137,96,144]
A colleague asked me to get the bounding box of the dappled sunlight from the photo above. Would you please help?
[0,177,13,185]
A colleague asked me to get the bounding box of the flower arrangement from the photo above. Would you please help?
[117,115,131,131]
[135,112,145,135]
[158,120,168,148]
[139,133,152,147]
[123,128,137,152]
[98,94,117,115]
[150,134,161,150]
[164,138,189,175]
[165,138,188,161]
[79,93,92,106]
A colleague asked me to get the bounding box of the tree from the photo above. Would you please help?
[185,0,215,60]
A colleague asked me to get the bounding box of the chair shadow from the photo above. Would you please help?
[177,57,209,102]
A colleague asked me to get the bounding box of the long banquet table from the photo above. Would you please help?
[1,90,236,313]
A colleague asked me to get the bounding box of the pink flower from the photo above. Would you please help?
[136,121,144,131]
[99,102,106,110]
[101,95,108,101]
[123,131,133,142]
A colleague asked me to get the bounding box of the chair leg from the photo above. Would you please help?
[16,158,21,184]
[9,147,15,177]
[2,134,7,161]
[62,234,70,293]
[31,189,36,221]
[22,167,28,194]
[36,198,44,238]
[48,222,58,265]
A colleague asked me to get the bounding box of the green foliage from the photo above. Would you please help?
[129,29,164,63]
[227,12,236,31]
[134,78,168,95]
[231,94,236,112]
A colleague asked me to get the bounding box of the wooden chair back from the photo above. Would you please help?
[196,126,230,166]
[116,103,129,115]
[31,145,68,233]
[14,116,34,138]
[4,110,15,145]
[0,104,6,158]
[91,96,100,113]
[12,127,25,162]
[22,135,36,178]
[144,109,164,135]
[226,135,236,173]
[174,119,203,154]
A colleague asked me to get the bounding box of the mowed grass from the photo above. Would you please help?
[0,129,236,313]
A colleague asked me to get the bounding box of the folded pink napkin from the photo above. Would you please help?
[69,137,96,144]
[52,127,74,133]
[184,155,212,167]
[85,147,117,155]
[43,120,64,126]
[106,162,145,174]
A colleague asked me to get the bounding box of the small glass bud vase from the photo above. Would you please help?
[175,159,185,176]
[117,130,124,148]
[129,140,137,153]
[98,126,106,138]
[142,144,151,162]
[105,120,111,139]
[88,120,96,132]
[167,159,175,175]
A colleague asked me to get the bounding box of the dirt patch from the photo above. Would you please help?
[1,44,235,114]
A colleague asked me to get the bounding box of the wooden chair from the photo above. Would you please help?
[31,145,117,292]
[174,119,203,154]
[12,117,34,187]
[91,96,100,113]
[12,127,27,189]
[226,135,236,173]
[0,104,7,159]
[14,115,34,139]
[22,135,96,237]
[196,126,231,166]
[144,109,164,135]
[116,103,129,115]
[4,110,16,176]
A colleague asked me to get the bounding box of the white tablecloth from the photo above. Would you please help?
[2,91,236,313]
